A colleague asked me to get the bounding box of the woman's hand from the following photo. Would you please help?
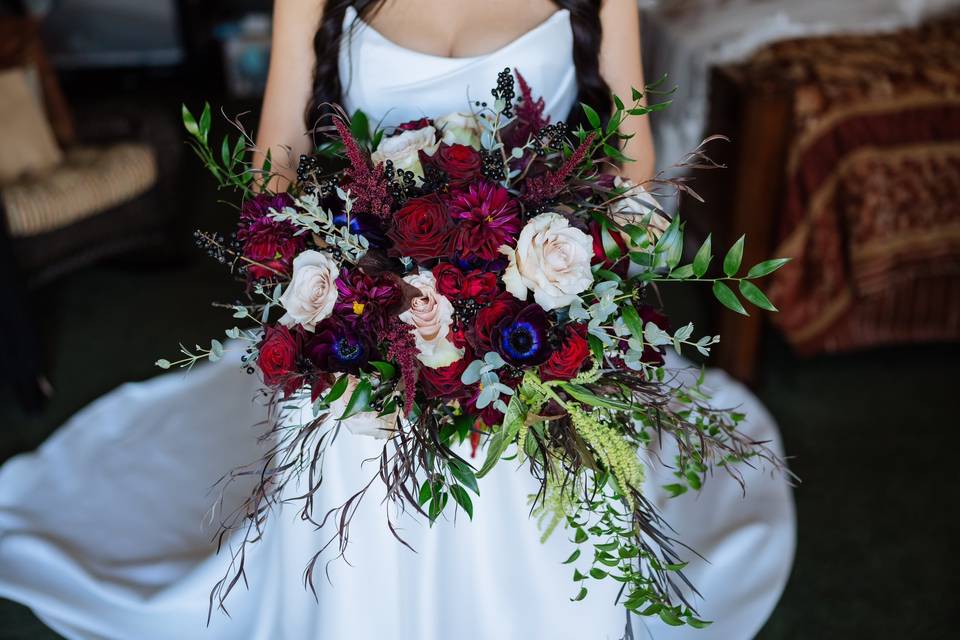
[254,0,327,191]
[599,0,655,185]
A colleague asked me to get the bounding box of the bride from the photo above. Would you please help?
[0,1,794,638]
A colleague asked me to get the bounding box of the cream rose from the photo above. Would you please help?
[501,212,594,311]
[279,250,339,332]
[399,270,464,369]
[435,112,483,148]
[371,125,439,178]
[329,376,398,439]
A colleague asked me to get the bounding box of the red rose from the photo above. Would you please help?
[462,270,500,303]
[394,117,433,133]
[430,143,481,183]
[432,263,465,297]
[243,234,305,281]
[387,194,453,263]
[421,349,475,400]
[540,323,591,381]
[590,220,629,272]
[258,326,299,392]
[469,294,522,352]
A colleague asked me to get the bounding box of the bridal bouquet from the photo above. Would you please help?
[164,69,788,629]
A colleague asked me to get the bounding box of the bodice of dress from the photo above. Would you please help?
[338,5,577,127]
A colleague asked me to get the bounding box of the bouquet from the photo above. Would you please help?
[163,69,789,629]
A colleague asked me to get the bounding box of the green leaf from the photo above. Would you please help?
[663,483,688,498]
[324,375,350,405]
[685,470,703,491]
[581,102,602,130]
[350,109,370,143]
[427,491,448,522]
[339,379,372,419]
[693,234,712,278]
[199,103,212,143]
[450,485,474,519]
[561,383,634,411]
[181,104,199,137]
[620,304,645,342]
[739,280,778,312]
[369,360,397,380]
[418,481,433,506]
[654,216,683,269]
[574,527,589,544]
[659,608,685,627]
[589,568,608,580]
[669,264,695,279]
[687,617,713,629]
[747,258,791,279]
[723,235,745,277]
[449,459,480,495]
[572,586,588,602]
[712,281,748,316]
[476,396,525,478]
[221,136,231,168]
[563,549,581,564]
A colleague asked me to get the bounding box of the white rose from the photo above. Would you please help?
[435,112,483,148]
[329,376,398,439]
[399,270,464,369]
[279,250,339,332]
[501,212,594,311]
[371,125,439,178]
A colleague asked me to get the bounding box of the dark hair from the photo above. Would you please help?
[306,0,611,131]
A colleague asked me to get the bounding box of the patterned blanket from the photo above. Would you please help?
[743,14,960,355]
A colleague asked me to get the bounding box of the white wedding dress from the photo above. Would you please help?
[0,9,795,640]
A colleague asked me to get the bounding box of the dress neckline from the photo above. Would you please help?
[344,5,571,62]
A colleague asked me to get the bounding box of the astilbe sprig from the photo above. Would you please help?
[332,117,394,219]
[382,318,419,417]
[523,132,597,205]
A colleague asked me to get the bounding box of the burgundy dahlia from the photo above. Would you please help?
[334,268,402,334]
[447,181,522,263]
[237,193,306,280]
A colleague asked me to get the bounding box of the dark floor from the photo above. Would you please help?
[2,75,959,640]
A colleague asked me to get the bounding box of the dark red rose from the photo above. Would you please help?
[430,143,481,183]
[469,294,523,352]
[258,325,299,391]
[590,220,629,272]
[394,118,433,133]
[432,263,465,297]
[540,323,591,381]
[462,270,500,303]
[421,350,475,400]
[388,194,453,263]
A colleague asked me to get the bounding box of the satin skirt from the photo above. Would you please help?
[0,351,794,639]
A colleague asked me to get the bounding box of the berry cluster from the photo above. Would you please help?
[491,68,516,118]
